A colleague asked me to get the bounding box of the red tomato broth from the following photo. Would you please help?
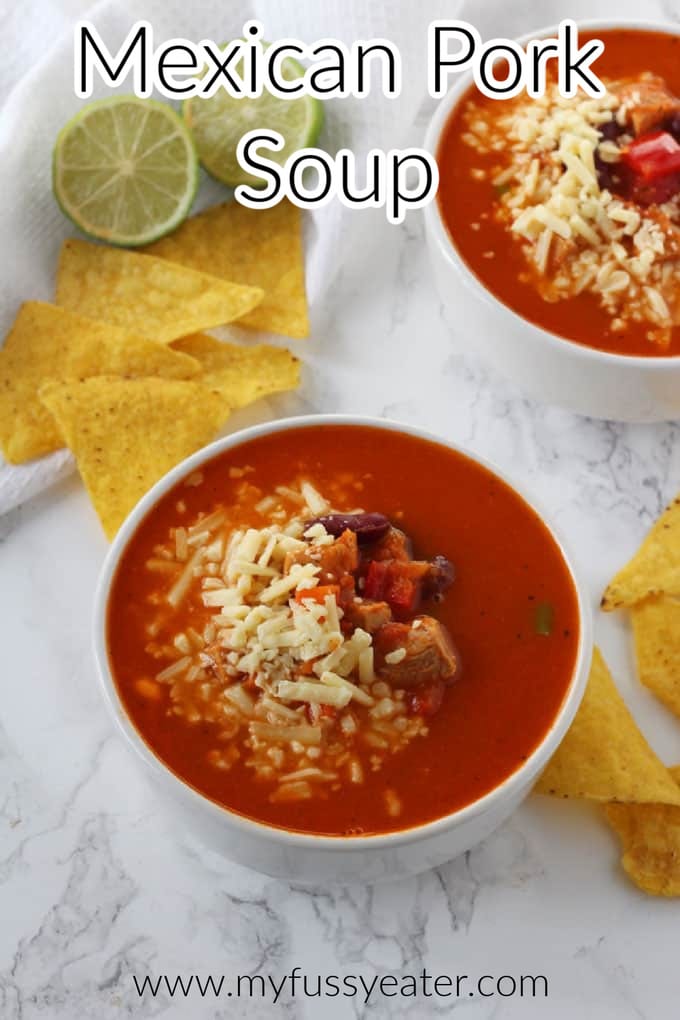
[437,28,680,357]
[107,425,580,836]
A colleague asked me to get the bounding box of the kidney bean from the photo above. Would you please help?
[308,512,391,544]
[423,555,456,600]
[665,113,680,142]
[594,120,631,196]
[595,151,633,199]
[599,117,625,142]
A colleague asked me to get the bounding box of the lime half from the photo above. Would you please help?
[53,96,199,247]
[184,52,323,188]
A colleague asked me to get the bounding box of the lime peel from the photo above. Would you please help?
[184,52,324,189]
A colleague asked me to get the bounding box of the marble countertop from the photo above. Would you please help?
[3,2,680,1018]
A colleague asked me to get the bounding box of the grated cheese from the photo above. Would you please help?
[384,647,407,665]
[278,680,353,708]
[300,481,328,515]
[462,79,680,343]
[145,479,431,814]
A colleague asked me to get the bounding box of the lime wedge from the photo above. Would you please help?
[184,52,323,188]
[53,97,199,247]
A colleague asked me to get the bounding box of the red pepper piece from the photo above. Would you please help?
[408,681,445,717]
[364,560,388,599]
[294,584,340,605]
[630,171,680,206]
[385,574,419,616]
[623,131,680,181]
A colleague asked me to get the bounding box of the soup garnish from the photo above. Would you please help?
[437,29,680,356]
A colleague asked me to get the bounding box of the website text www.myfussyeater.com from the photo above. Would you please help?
[132,968,549,1005]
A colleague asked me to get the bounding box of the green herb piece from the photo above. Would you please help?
[534,602,555,636]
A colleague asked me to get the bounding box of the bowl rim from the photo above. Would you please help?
[93,414,593,851]
[423,17,680,369]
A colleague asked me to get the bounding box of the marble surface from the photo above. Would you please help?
[3,3,680,1019]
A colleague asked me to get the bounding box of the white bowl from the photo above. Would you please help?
[423,19,680,423]
[93,415,592,882]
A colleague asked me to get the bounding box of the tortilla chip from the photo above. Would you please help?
[535,647,680,805]
[602,496,680,610]
[605,767,680,897]
[632,597,680,718]
[0,302,200,464]
[39,377,228,538]
[173,333,300,408]
[56,239,264,344]
[147,200,309,338]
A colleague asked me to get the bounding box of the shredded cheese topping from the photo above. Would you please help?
[141,477,431,810]
[462,78,680,346]
[195,513,376,707]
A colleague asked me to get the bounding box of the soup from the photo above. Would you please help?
[107,425,580,836]
[437,28,680,357]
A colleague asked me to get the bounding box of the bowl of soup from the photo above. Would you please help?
[424,21,680,422]
[93,416,591,881]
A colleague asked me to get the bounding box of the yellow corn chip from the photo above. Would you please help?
[55,239,264,344]
[39,376,229,538]
[535,647,680,805]
[602,496,680,610]
[632,597,680,718]
[605,767,680,897]
[173,333,300,408]
[147,200,309,338]
[0,301,200,464]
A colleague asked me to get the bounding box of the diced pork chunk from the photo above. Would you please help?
[343,599,392,634]
[374,616,459,688]
[616,76,680,135]
[316,529,359,581]
[285,529,359,583]
[370,527,413,562]
[337,573,357,607]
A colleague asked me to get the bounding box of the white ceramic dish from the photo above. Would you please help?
[423,19,680,424]
[93,415,592,882]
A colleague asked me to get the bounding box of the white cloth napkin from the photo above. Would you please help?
[0,0,463,514]
[0,0,663,514]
